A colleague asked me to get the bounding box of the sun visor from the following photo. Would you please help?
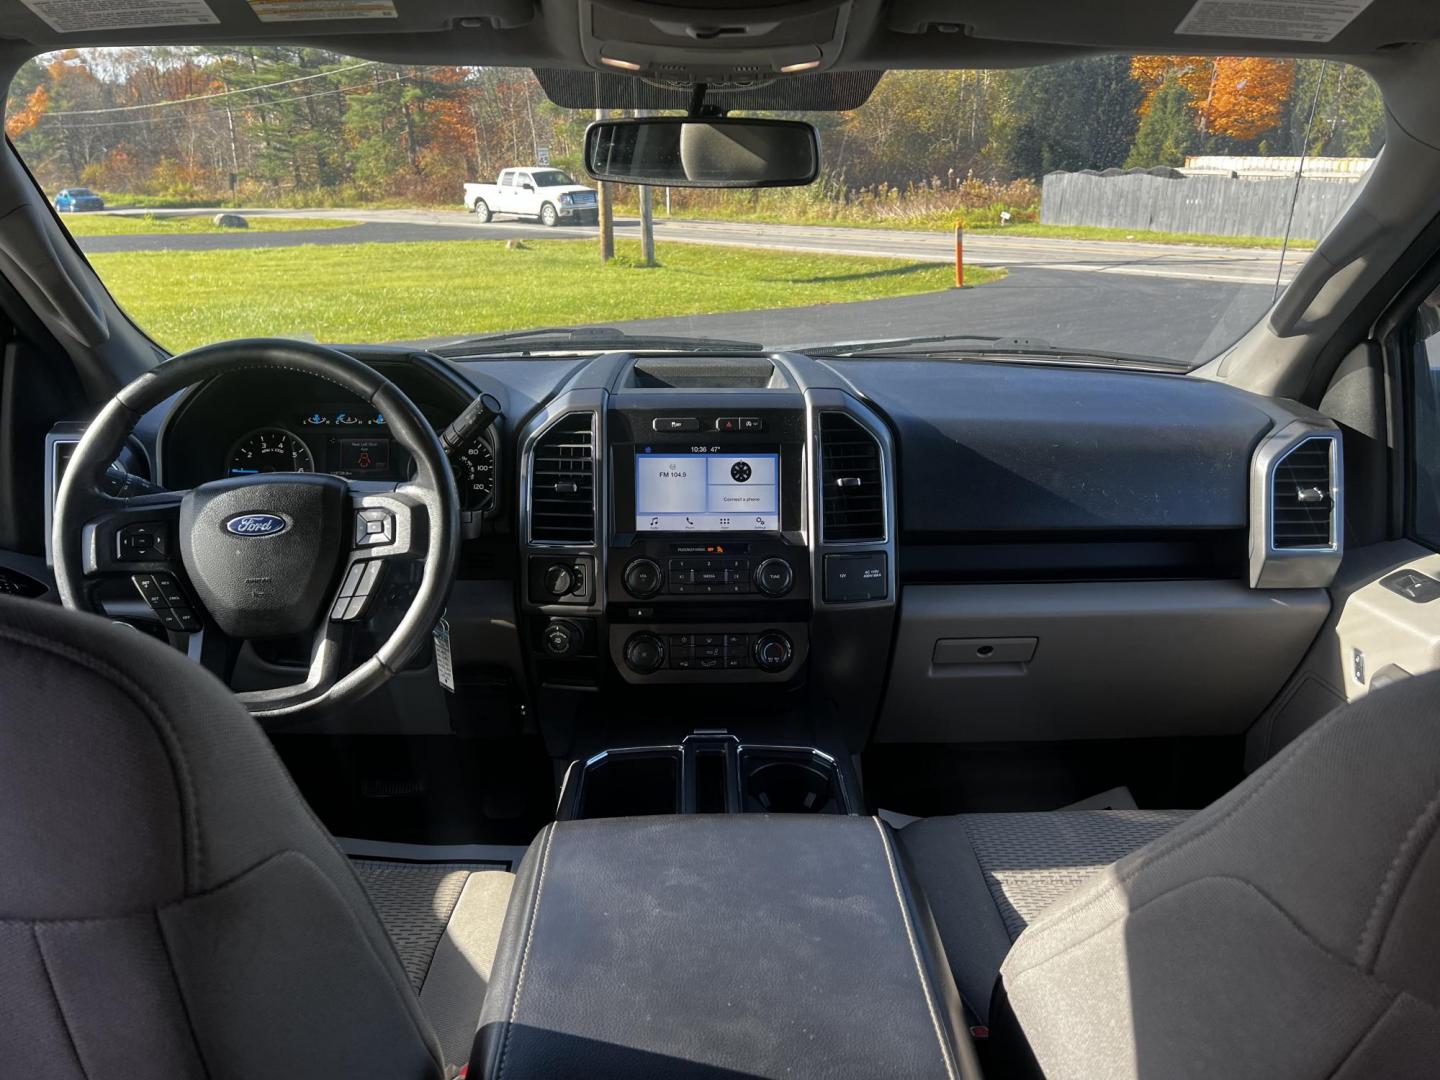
[533,67,882,110]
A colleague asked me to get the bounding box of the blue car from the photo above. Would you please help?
[54,187,105,212]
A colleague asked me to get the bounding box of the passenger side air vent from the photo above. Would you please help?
[1271,436,1335,549]
[820,412,885,543]
[529,413,596,544]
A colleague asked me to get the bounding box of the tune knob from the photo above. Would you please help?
[623,632,666,675]
[754,558,794,597]
[623,558,663,598]
[752,631,794,674]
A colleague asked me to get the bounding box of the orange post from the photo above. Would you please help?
[954,220,965,288]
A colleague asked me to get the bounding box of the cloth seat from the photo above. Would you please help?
[904,669,1440,1079]
[0,595,507,1078]
[900,808,1191,1024]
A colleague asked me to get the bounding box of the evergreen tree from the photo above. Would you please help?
[1125,74,1194,167]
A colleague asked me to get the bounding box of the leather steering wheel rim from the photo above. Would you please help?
[53,338,461,720]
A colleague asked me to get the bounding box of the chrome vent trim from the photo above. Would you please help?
[527,411,597,545]
[1270,437,1337,550]
[1249,420,1343,589]
[820,412,886,544]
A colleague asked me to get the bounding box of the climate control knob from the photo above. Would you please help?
[754,558,794,597]
[753,631,794,674]
[623,558,663,598]
[623,632,666,675]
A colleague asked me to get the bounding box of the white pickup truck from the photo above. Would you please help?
[463,167,598,227]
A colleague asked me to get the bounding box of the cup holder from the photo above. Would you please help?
[558,740,854,820]
[740,749,846,815]
[574,749,681,819]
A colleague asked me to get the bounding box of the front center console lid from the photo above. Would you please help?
[473,814,975,1079]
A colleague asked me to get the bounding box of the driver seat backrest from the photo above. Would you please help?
[0,595,445,1080]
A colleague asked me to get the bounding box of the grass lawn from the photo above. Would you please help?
[91,237,1001,352]
[62,212,358,237]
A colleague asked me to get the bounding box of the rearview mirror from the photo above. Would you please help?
[584,117,820,189]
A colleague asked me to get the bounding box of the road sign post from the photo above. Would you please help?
[954,220,965,289]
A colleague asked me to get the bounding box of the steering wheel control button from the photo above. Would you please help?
[117,522,169,562]
[623,558,664,598]
[332,559,385,621]
[132,574,166,608]
[623,632,666,674]
[652,417,699,433]
[131,573,200,632]
[754,558,795,597]
[160,608,201,633]
[354,508,395,547]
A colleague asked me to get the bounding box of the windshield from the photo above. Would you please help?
[6,50,1384,364]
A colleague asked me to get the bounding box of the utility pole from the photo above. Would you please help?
[595,105,615,264]
[637,108,655,267]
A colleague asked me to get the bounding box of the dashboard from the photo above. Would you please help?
[26,344,1345,757]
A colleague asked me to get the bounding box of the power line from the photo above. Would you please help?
[44,60,378,116]
[39,73,411,130]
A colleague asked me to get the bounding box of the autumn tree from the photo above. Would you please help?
[1131,55,1295,143]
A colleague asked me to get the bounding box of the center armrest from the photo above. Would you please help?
[471,814,977,1080]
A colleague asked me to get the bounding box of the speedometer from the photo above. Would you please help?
[454,438,496,510]
[227,428,315,475]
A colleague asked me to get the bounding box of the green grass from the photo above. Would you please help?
[90,237,1002,352]
[62,212,358,237]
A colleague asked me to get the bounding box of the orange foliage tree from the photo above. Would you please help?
[4,84,48,138]
[1131,56,1295,140]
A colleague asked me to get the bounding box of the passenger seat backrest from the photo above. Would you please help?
[999,669,1440,1080]
[0,596,444,1080]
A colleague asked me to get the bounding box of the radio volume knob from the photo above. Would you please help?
[754,558,794,597]
[753,631,794,674]
[623,558,663,598]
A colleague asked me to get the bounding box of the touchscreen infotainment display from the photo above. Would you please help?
[635,449,779,531]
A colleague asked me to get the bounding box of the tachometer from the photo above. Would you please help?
[227,428,314,475]
[454,438,496,510]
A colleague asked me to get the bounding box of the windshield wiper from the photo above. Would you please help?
[819,334,1190,370]
[431,326,762,356]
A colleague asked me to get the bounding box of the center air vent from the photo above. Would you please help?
[529,413,596,544]
[1271,436,1335,550]
[820,412,884,543]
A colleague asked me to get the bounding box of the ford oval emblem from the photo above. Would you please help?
[225,513,288,538]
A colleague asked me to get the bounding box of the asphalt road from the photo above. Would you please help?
[86,206,1307,286]
[80,206,1287,361]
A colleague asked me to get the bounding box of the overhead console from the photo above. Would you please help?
[516,353,897,752]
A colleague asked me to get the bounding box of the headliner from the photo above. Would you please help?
[0,0,1432,78]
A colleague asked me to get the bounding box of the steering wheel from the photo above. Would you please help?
[52,339,461,720]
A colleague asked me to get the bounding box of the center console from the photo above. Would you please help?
[471,813,978,1080]
[517,354,898,754]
